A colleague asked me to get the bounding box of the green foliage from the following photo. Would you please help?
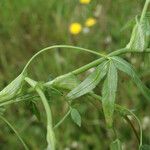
[52,73,79,90]
[67,61,108,99]
[112,56,150,101]
[0,73,26,102]
[126,11,150,52]
[0,0,150,149]
[28,101,41,121]
[70,108,81,127]
[102,61,118,128]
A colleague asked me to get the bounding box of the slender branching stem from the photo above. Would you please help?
[25,77,55,150]
[140,0,150,22]
[53,108,71,129]
[22,45,106,74]
[0,116,29,150]
[124,116,140,144]
[90,93,143,147]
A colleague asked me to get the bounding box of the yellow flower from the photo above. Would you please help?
[85,18,96,27]
[69,23,82,35]
[79,0,91,4]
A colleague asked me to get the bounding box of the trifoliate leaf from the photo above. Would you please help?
[110,139,122,150]
[112,56,150,102]
[67,61,108,99]
[0,73,26,102]
[102,61,118,128]
[71,108,81,127]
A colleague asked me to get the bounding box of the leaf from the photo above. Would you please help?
[29,101,41,121]
[67,61,108,99]
[126,16,150,52]
[110,139,122,150]
[112,56,150,101]
[0,73,26,102]
[71,108,81,127]
[102,61,118,128]
[52,73,79,90]
[140,145,150,150]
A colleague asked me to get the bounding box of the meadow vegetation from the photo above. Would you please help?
[0,0,150,150]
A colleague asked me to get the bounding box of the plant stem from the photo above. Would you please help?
[140,0,150,22]
[36,88,56,150]
[53,108,71,129]
[72,48,128,75]
[90,93,143,147]
[0,116,29,150]
[124,116,140,144]
[25,77,55,150]
[22,45,105,74]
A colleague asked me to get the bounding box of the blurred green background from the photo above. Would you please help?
[0,0,149,149]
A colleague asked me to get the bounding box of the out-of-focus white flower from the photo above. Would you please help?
[71,141,78,148]
[83,27,90,34]
[104,36,112,45]
[142,116,150,130]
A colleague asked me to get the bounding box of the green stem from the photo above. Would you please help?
[25,77,55,150]
[36,88,55,150]
[90,93,143,147]
[22,45,105,73]
[140,0,150,22]
[0,116,29,150]
[72,47,128,75]
[120,107,143,147]
[45,48,128,87]
[53,108,71,129]
[124,116,140,144]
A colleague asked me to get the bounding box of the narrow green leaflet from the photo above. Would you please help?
[28,101,41,121]
[71,108,81,127]
[112,56,150,101]
[110,139,122,150]
[67,61,108,99]
[0,73,26,102]
[52,73,79,90]
[126,16,150,52]
[102,61,118,128]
